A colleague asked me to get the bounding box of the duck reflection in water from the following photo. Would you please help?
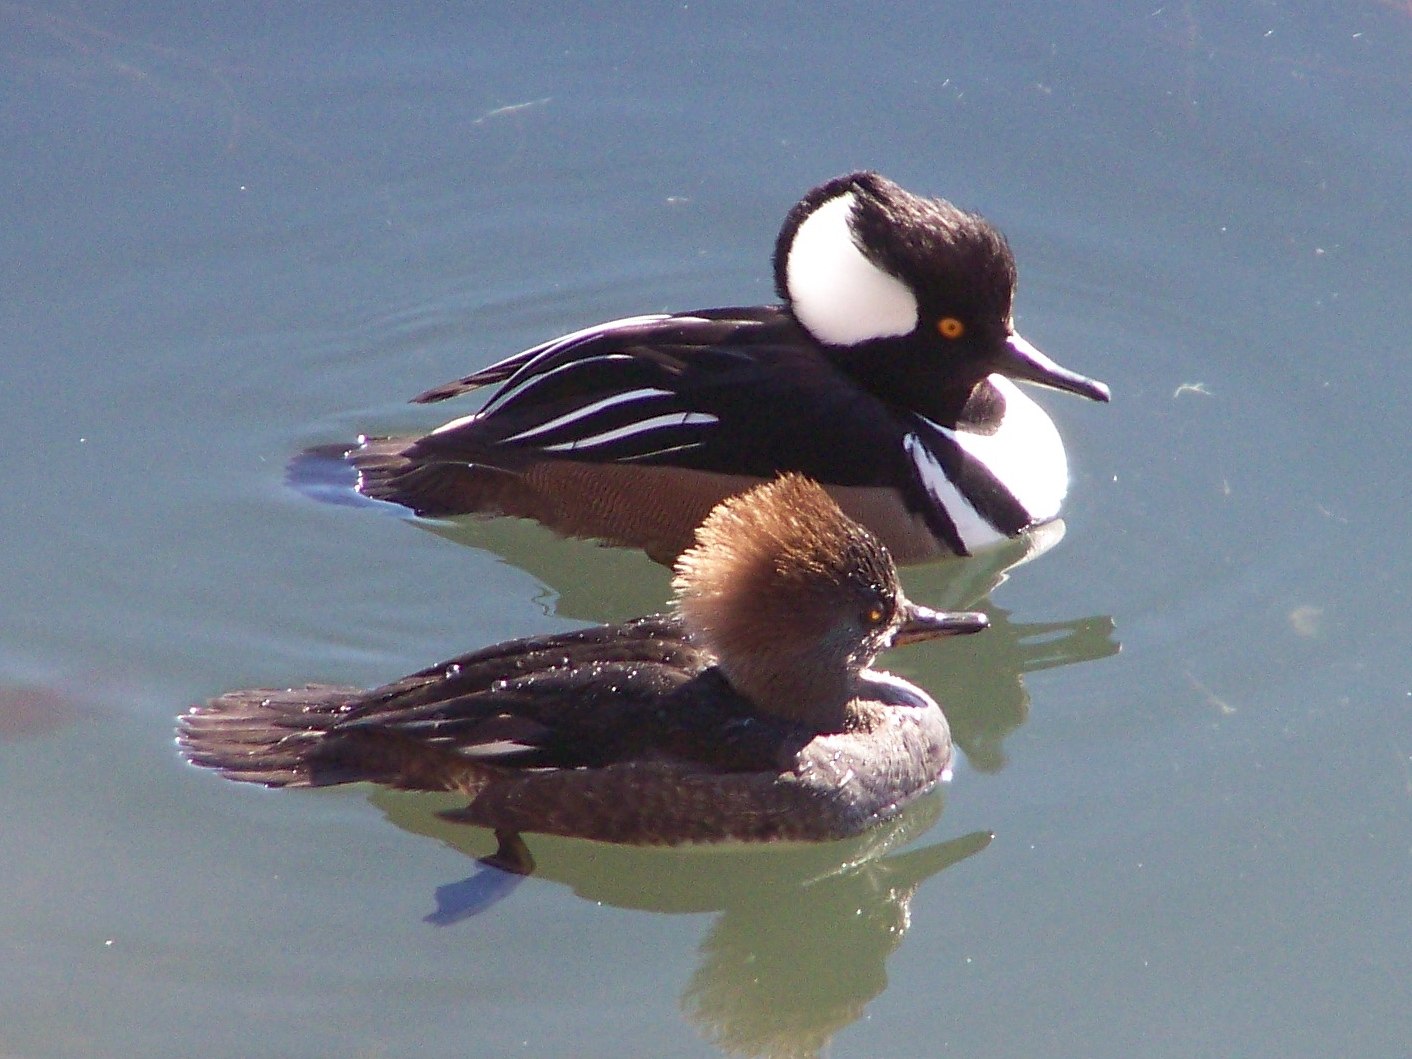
[376,785,989,1059]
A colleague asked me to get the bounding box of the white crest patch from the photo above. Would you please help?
[785,191,918,346]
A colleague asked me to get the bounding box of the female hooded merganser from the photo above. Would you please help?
[329,171,1109,564]
[178,476,987,873]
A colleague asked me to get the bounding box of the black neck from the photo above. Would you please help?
[828,340,1005,430]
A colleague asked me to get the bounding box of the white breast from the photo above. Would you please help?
[906,377,1069,552]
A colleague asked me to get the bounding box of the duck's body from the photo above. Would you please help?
[325,173,1108,563]
[179,477,987,867]
[182,616,954,845]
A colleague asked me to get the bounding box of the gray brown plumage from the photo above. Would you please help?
[178,476,986,869]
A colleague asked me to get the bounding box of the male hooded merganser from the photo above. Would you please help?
[327,171,1109,564]
[178,475,987,873]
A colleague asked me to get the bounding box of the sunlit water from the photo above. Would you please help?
[3,3,1410,1056]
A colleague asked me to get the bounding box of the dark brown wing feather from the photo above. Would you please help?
[178,615,804,792]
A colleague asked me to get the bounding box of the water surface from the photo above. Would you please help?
[3,3,1410,1056]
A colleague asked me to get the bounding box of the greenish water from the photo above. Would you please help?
[3,3,1410,1056]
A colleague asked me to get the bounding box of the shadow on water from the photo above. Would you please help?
[373,786,990,1059]
[0,681,97,740]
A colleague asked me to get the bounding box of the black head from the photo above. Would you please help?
[773,172,1109,404]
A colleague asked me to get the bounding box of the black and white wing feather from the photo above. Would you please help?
[403,306,874,473]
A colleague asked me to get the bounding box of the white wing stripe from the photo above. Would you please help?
[540,412,719,453]
[482,352,637,415]
[500,387,675,444]
[429,410,483,436]
[520,314,671,364]
[616,440,704,461]
[903,432,1002,553]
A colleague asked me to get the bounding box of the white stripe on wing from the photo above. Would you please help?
[540,412,719,454]
[499,387,675,444]
[903,432,1003,553]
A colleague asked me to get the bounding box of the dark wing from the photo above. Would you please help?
[345,615,691,711]
[403,305,912,484]
[410,313,677,404]
[331,615,795,773]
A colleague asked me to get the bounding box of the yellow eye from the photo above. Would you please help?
[937,317,965,340]
[864,603,887,626]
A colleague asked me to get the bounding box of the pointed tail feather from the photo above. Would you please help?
[177,685,363,787]
[179,685,483,793]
